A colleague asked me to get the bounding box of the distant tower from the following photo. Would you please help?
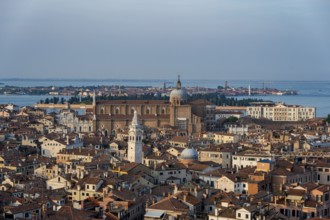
[92,90,96,107]
[79,89,82,102]
[262,82,265,92]
[163,82,166,92]
[225,81,228,90]
[248,84,251,96]
[127,110,143,163]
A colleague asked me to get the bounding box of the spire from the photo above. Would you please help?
[176,75,181,89]
[132,110,139,126]
[92,90,96,106]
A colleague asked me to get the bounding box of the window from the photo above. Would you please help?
[176,118,187,130]
[245,214,249,219]
[238,213,241,217]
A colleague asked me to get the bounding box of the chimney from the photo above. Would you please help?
[183,194,187,202]
[215,208,219,216]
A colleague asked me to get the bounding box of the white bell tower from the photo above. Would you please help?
[127,110,143,163]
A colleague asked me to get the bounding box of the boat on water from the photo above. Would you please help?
[275,90,298,95]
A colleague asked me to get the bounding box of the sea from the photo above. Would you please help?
[0,78,329,117]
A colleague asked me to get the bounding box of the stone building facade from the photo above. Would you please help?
[93,77,216,135]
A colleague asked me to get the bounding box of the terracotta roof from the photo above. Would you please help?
[271,168,293,176]
[151,185,175,197]
[169,136,188,143]
[287,189,306,196]
[313,185,330,193]
[148,197,189,212]
[174,192,201,206]
[5,202,41,214]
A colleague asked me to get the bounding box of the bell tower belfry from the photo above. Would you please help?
[127,110,143,163]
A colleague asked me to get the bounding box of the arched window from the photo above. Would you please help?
[115,107,120,114]
[161,108,165,114]
[146,107,150,114]
[100,107,105,114]
[131,108,135,114]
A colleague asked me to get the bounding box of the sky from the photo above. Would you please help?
[0,0,330,80]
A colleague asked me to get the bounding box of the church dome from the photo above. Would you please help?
[181,148,198,160]
[170,76,187,104]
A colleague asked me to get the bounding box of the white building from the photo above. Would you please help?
[58,108,93,133]
[41,135,83,158]
[211,132,240,144]
[247,102,315,121]
[127,110,143,163]
[316,162,330,185]
[227,125,249,136]
[232,153,272,169]
[215,110,244,120]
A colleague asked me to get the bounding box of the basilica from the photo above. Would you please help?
[93,77,216,135]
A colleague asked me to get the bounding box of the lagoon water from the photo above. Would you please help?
[0,79,329,117]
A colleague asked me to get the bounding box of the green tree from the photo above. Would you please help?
[224,116,238,123]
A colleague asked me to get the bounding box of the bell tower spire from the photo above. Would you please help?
[127,110,143,163]
[176,75,181,89]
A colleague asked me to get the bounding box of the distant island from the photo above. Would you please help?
[0,84,297,97]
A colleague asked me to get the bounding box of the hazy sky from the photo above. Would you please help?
[0,0,330,80]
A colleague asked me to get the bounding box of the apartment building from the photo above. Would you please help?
[247,102,315,121]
